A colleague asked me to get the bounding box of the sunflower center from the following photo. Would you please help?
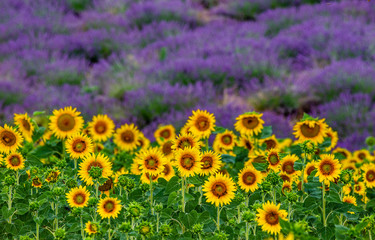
[32,177,41,186]
[179,139,193,149]
[268,154,279,165]
[145,173,158,181]
[162,141,173,156]
[211,182,227,198]
[355,185,361,191]
[145,157,158,170]
[21,119,31,131]
[181,154,195,170]
[87,162,103,171]
[137,139,144,147]
[245,140,253,150]
[160,129,171,139]
[320,161,333,175]
[89,223,98,232]
[366,170,375,182]
[282,185,291,193]
[95,121,107,134]
[57,114,76,132]
[99,178,113,191]
[222,135,232,145]
[280,174,291,182]
[104,201,115,213]
[307,166,316,176]
[163,164,170,175]
[242,117,259,130]
[265,212,279,225]
[121,130,134,143]
[300,123,320,138]
[195,117,210,131]
[0,130,16,146]
[265,139,276,150]
[358,153,365,160]
[10,156,21,166]
[74,193,86,204]
[73,140,87,153]
[242,172,256,185]
[141,226,151,234]
[201,156,213,169]
[282,161,295,174]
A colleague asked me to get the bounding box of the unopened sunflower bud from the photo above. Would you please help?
[54,228,66,239]
[53,187,64,196]
[71,207,82,216]
[117,175,128,187]
[192,224,203,234]
[20,236,33,240]
[138,221,153,237]
[266,172,281,186]
[66,179,77,188]
[160,224,172,236]
[339,170,353,184]
[154,203,163,213]
[140,183,149,192]
[242,211,255,222]
[366,136,375,147]
[4,175,16,186]
[119,222,132,233]
[261,181,272,192]
[286,192,299,203]
[88,198,98,207]
[301,141,316,155]
[56,159,67,169]
[29,201,40,212]
[214,231,228,240]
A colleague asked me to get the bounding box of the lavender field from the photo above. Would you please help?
[1,0,375,148]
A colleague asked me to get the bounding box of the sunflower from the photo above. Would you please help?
[315,154,341,185]
[238,135,255,155]
[343,195,357,206]
[278,138,293,150]
[325,127,338,151]
[85,221,99,235]
[281,181,292,194]
[266,149,281,171]
[354,182,366,195]
[363,164,375,188]
[88,114,115,142]
[202,173,237,207]
[186,110,216,139]
[45,169,60,183]
[140,172,160,184]
[5,152,25,171]
[171,133,201,151]
[154,125,176,144]
[31,176,42,188]
[160,140,174,160]
[78,153,113,185]
[293,118,328,144]
[261,135,279,150]
[256,201,288,235]
[49,106,84,139]
[65,133,94,159]
[137,132,151,151]
[341,161,356,172]
[280,155,299,176]
[161,162,175,181]
[97,197,122,219]
[238,166,262,192]
[66,186,90,208]
[113,124,140,152]
[332,147,351,160]
[214,130,237,151]
[0,125,23,154]
[94,143,105,153]
[199,150,222,176]
[354,150,371,161]
[14,113,34,142]
[131,161,142,175]
[304,161,316,182]
[136,148,167,176]
[235,112,264,136]
[343,184,352,195]
[175,147,202,177]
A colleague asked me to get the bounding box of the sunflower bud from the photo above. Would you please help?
[251,202,262,212]
[30,167,39,176]
[339,170,353,184]
[228,218,236,226]
[265,172,281,186]
[366,136,375,147]
[192,224,203,234]
[4,175,16,186]
[20,236,33,240]
[242,210,255,222]
[88,197,98,207]
[160,224,172,236]
[154,203,163,213]
[301,141,316,155]
[214,231,228,240]
[29,201,40,212]
[56,158,67,169]
[89,166,102,179]
[117,175,128,187]
[126,178,136,190]
[53,187,64,196]
[261,181,272,192]
[71,207,82,216]
[286,192,299,203]
[119,222,132,233]
[361,215,375,231]
[54,228,66,239]
[66,179,77,188]
[128,202,144,217]
[140,183,149,192]
[138,221,153,237]
[234,192,246,202]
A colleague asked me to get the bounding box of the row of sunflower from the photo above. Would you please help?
[0,108,375,239]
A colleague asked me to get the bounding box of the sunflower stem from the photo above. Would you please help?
[288,202,291,221]
[322,182,327,227]
[16,170,19,185]
[150,178,154,215]
[80,215,84,239]
[369,230,373,240]
[131,217,135,230]
[205,138,209,151]
[216,206,221,231]
[108,218,112,240]
[181,176,186,213]
[237,206,241,224]
[245,222,249,240]
[74,159,77,170]
[272,187,276,204]
[198,186,202,206]
[36,211,39,240]
[7,185,12,224]
[300,152,306,198]
[156,212,160,232]
[54,198,59,231]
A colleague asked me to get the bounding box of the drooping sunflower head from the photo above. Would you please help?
[214,130,237,151]
[0,125,23,154]
[202,173,237,207]
[343,195,357,206]
[114,124,140,152]
[161,162,175,181]
[66,185,90,208]
[354,150,371,161]
[325,127,338,151]
[332,147,351,160]
[31,176,43,188]
[315,154,341,185]
[293,118,328,144]
[234,112,264,136]
[363,164,375,188]
[88,114,115,142]
[199,150,222,176]
[5,152,25,171]
[186,110,216,139]
[49,106,84,139]
[78,153,113,185]
[136,148,167,176]
[304,161,317,182]
[238,135,255,154]
[238,166,262,192]
[66,133,94,159]
[261,135,279,151]
[14,113,34,142]
[45,168,60,183]
[171,133,201,151]
[97,197,122,219]
[353,182,366,195]
[137,132,151,151]
[266,149,281,171]
[175,147,202,177]
[160,140,174,160]
[280,154,299,176]
[256,201,288,235]
[85,221,99,235]
[154,125,176,144]
[281,181,292,194]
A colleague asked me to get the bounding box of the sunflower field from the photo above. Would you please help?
[1,108,375,240]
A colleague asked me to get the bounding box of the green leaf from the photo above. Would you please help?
[221,154,236,164]
[213,126,226,134]
[159,47,167,61]
[165,176,180,194]
[319,138,332,149]
[32,126,46,143]
[290,144,302,156]
[301,113,319,121]
[15,203,29,215]
[252,162,268,171]
[188,175,203,185]
[335,225,350,240]
[294,161,304,171]
[260,126,272,139]
[33,111,45,116]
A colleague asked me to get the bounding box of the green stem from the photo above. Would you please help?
[182,177,186,213]
[80,215,84,239]
[150,178,154,215]
[245,222,249,240]
[119,187,122,197]
[156,213,160,232]
[36,211,39,240]
[8,185,12,223]
[300,152,306,195]
[198,186,202,205]
[55,199,58,230]
[205,138,209,151]
[108,218,112,240]
[198,233,202,240]
[16,170,19,185]
[131,217,135,230]
[261,192,265,203]
[322,182,327,227]
[288,202,291,221]
[369,230,373,240]
[272,187,276,204]
[216,206,221,231]
[74,159,77,170]
[95,182,99,199]
[237,206,241,224]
